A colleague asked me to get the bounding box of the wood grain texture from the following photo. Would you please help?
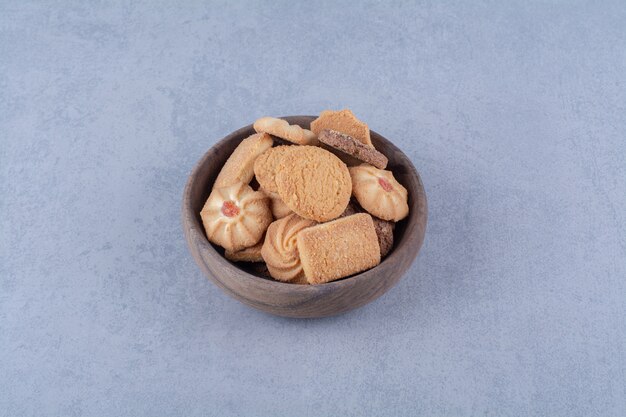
[181,116,428,318]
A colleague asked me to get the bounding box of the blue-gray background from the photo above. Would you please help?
[1,1,625,416]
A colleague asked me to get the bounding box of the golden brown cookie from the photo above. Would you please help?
[310,109,373,148]
[260,187,293,219]
[253,117,317,145]
[200,182,272,252]
[297,213,381,284]
[261,214,316,282]
[224,240,264,262]
[291,274,309,285]
[213,132,273,188]
[349,164,409,222]
[339,201,395,257]
[253,146,295,194]
[275,146,351,222]
[318,129,387,169]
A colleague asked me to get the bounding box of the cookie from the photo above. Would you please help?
[349,164,409,222]
[253,146,295,194]
[275,146,351,222]
[310,109,373,147]
[340,201,395,257]
[261,187,293,219]
[200,182,272,252]
[213,132,273,188]
[339,201,361,218]
[261,214,316,282]
[318,129,387,169]
[297,213,381,284]
[291,274,309,285]
[224,240,264,262]
[253,117,317,146]
[372,217,394,258]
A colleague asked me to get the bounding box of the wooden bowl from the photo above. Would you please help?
[182,116,427,318]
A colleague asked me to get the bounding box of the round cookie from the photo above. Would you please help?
[275,146,351,222]
[318,129,388,169]
[349,164,409,222]
[213,132,273,188]
[260,187,293,219]
[261,214,316,282]
[253,146,295,194]
[200,182,272,252]
[254,117,317,146]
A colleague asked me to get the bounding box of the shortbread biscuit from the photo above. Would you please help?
[253,146,295,194]
[200,182,272,252]
[349,164,409,222]
[213,132,273,188]
[310,109,373,147]
[224,240,264,262]
[297,213,381,284]
[261,214,316,282]
[275,146,351,222]
[318,129,387,169]
[261,187,293,219]
[254,117,317,145]
[291,274,309,285]
[340,201,394,257]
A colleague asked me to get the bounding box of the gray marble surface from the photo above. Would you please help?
[1,1,625,416]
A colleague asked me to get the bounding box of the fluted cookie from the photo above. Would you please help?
[275,146,351,222]
[349,164,409,222]
[225,240,264,262]
[200,182,272,252]
[310,109,372,147]
[261,214,316,282]
[253,146,295,194]
[213,132,273,188]
[254,117,317,146]
[297,213,381,284]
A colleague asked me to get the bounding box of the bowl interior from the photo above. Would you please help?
[185,115,425,286]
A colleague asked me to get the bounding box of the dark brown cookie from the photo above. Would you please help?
[318,129,388,169]
[339,201,360,217]
[372,216,394,258]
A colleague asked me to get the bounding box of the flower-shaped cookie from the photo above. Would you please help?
[200,182,272,252]
[349,164,409,222]
[261,214,316,282]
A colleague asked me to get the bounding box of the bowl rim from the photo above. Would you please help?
[182,115,427,294]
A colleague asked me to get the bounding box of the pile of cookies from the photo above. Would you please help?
[200,110,409,285]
